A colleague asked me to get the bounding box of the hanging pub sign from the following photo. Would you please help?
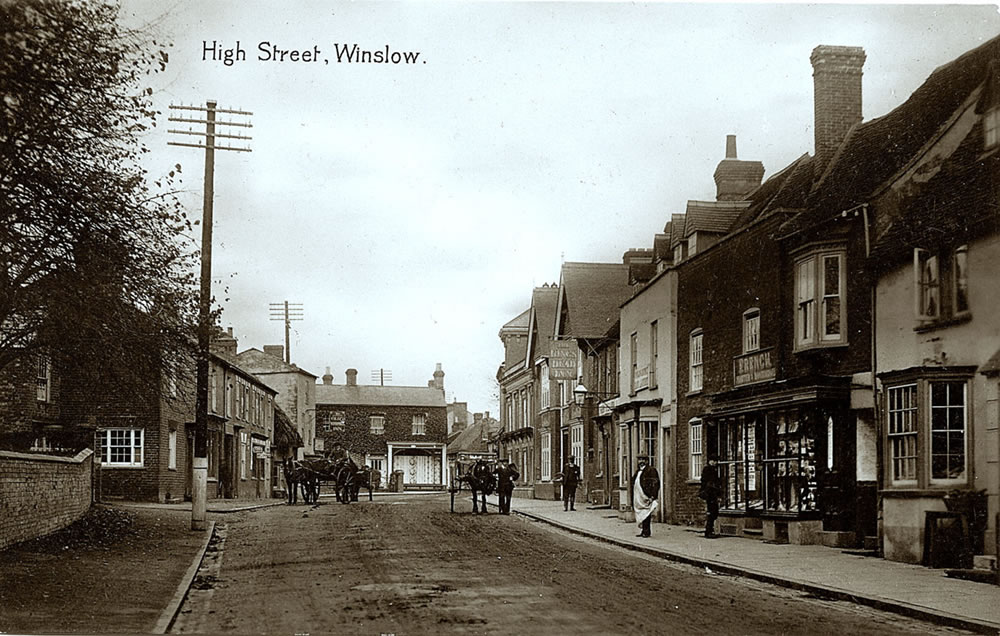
[549,339,579,380]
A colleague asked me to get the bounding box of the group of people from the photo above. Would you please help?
[632,452,723,539]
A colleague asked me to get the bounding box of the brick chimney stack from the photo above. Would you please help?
[211,326,238,356]
[263,345,284,360]
[346,368,358,386]
[322,366,333,385]
[811,45,866,169]
[713,135,764,201]
[433,363,445,390]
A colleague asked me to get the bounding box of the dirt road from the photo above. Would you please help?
[172,495,972,635]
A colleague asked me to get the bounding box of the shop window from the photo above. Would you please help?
[689,419,703,481]
[794,249,846,350]
[639,421,657,461]
[571,424,584,479]
[716,410,820,513]
[914,246,969,326]
[884,376,969,488]
[689,330,703,393]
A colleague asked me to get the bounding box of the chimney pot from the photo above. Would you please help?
[322,366,333,385]
[725,134,738,159]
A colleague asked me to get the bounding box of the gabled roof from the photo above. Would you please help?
[667,213,686,248]
[235,348,318,378]
[555,262,630,339]
[528,284,559,359]
[683,200,751,236]
[447,419,501,455]
[211,350,278,395]
[786,33,1000,235]
[315,383,446,408]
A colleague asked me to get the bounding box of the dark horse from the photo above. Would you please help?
[458,459,496,514]
[283,458,318,504]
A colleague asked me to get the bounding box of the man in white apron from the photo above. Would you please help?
[632,455,660,538]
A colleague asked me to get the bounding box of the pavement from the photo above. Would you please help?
[486,494,1000,634]
[9,492,1000,634]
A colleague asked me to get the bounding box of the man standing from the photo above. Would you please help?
[495,459,519,515]
[699,454,723,538]
[632,455,659,538]
[561,455,581,511]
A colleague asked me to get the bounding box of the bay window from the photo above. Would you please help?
[884,372,970,488]
[794,248,846,349]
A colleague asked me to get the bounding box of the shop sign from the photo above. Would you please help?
[549,340,578,380]
[733,348,776,386]
[634,366,649,391]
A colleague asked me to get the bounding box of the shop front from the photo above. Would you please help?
[704,381,860,545]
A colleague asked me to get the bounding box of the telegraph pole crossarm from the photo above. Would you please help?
[167,99,252,531]
[269,301,303,364]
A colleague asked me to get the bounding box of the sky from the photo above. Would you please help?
[119,1,1000,415]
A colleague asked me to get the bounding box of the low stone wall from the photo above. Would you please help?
[0,449,94,550]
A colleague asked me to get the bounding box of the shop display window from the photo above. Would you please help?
[715,408,822,514]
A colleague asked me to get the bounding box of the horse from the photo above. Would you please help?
[283,458,317,504]
[457,459,496,514]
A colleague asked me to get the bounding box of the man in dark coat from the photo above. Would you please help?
[495,459,519,514]
[631,455,660,538]
[699,454,723,538]
[561,455,581,511]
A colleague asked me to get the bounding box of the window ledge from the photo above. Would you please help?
[685,390,703,397]
[880,487,967,498]
[794,341,848,353]
[101,465,144,469]
[914,313,972,333]
[685,479,701,486]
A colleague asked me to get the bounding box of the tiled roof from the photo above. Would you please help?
[531,285,559,358]
[668,213,686,248]
[273,404,302,449]
[559,262,631,339]
[734,154,814,231]
[653,233,671,261]
[314,383,446,408]
[869,116,1000,266]
[786,33,1000,235]
[683,200,751,236]
[235,348,318,378]
[447,419,501,454]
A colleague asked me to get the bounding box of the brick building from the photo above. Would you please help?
[314,366,448,490]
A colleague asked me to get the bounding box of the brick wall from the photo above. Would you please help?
[0,449,93,549]
[316,403,447,456]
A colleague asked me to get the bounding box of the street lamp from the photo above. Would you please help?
[573,383,617,406]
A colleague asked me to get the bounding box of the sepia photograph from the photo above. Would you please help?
[3,1,1000,634]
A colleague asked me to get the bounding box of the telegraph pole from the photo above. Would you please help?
[168,100,252,530]
[269,301,303,363]
[371,368,393,386]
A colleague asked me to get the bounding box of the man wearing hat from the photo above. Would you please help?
[561,455,581,511]
[632,455,660,538]
[494,459,519,515]
[699,453,723,538]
